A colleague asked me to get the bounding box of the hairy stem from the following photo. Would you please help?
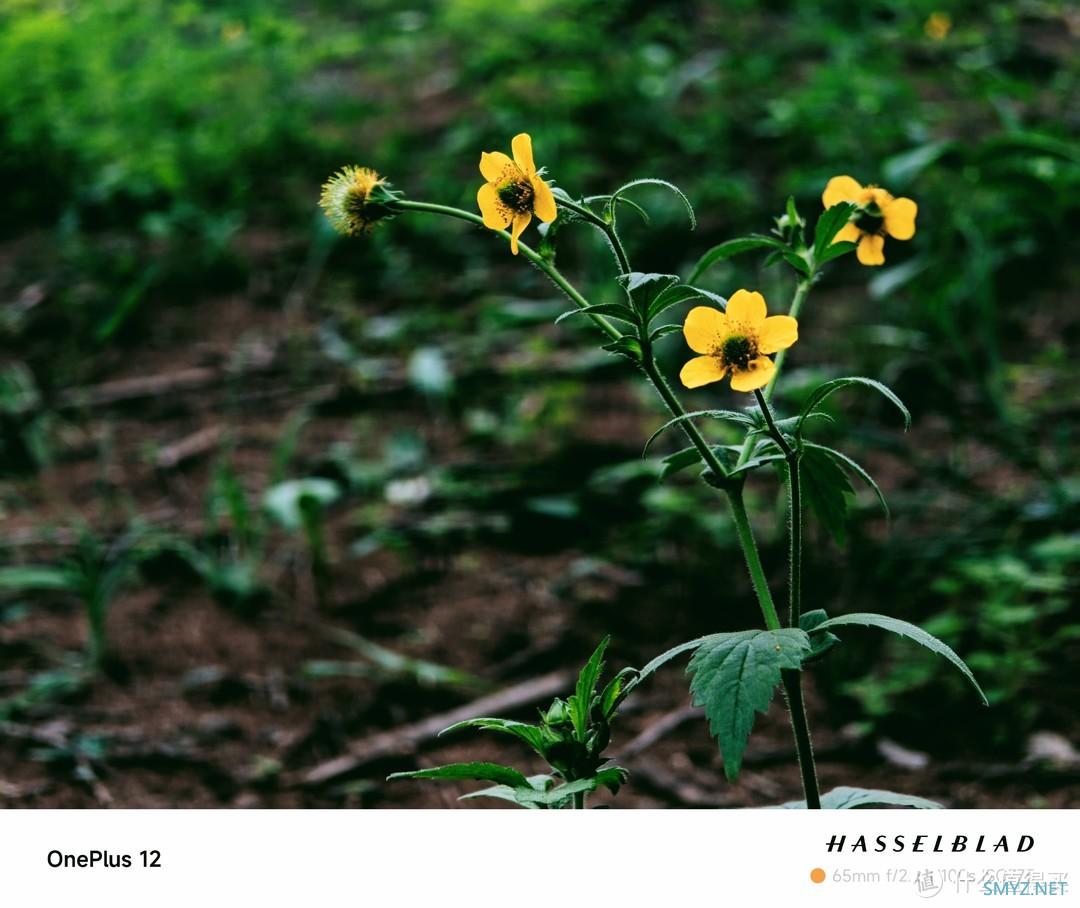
[726,485,782,631]
[782,669,821,808]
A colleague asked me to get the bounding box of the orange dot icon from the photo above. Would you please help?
[810,868,826,884]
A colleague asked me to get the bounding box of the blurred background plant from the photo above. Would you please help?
[0,0,1077,806]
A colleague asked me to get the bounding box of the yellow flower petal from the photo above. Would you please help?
[683,306,727,354]
[480,151,514,183]
[511,133,535,175]
[833,222,861,245]
[868,186,895,210]
[477,183,511,229]
[679,355,727,389]
[882,197,917,240]
[509,210,531,255]
[758,315,798,354]
[856,233,886,266]
[730,356,776,392]
[823,175,864,208]
[725,289,767,329]
[532,175,557,223]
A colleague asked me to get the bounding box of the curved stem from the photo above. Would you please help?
[555,198,632,275]
[726,485,782,631]
[762,277,812,403]
[393,200,622,342]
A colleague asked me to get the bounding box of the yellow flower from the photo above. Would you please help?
[823,175,917,266]
[476,133,557,255]
[924,12,952,40]
[320,166,394,236]
[679,290,798,393]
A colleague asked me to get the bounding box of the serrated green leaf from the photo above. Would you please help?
[780,786,943,809]
[803,442,889,520]
[814,613,987,704]
[688,629,812,780]
[618,271,679,295]
[813,202,857,262]
[688,236,786,284]
[387,761,531,789]
[607,179,695,229]
[643,409,756,456]
[797,376,911,433]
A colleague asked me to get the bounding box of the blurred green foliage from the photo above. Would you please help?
[1,0,1078,752]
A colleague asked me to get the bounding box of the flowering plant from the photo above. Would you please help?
[320,133,985,809]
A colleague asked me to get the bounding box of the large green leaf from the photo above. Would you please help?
[814,613,988,704]
[780,786,943,809]
[688,629,811,780]
[387,761,531,789]
[797,376,911,433]
[688,236,785,284]
[797,444,854,547]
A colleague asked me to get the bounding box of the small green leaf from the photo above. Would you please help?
[646,284,706,324]
[439,718,550,759]
[657,446,703,481]
[601,335,644,362]
[387,761,531,789]
[782,250,812,276]
[803,442,889,520]
[812,202,857,262]
[606,179,696,229]
[816,240,857,265]
[648,323,683,343]
[584,193,651,224]
[599,668,637,718]
[643,409,756,456]
[688,236,785,284]
[799,608,841,662]
[570,637,609,743]
[780,786,943,809]
[0,566,77,592]
[688,629,812,780]
[554,303,639,327]
[797,376,911,433]
[814,613,988,705]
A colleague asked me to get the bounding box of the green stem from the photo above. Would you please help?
[762,277,812,404]
[393,200,622,342]
[573,791,586,810]
[726,486,782,631]
[754,389,819,808]
[781,669,821,808]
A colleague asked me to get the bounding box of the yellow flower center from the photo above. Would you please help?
[719,334,757,371]
[497,178,534,214]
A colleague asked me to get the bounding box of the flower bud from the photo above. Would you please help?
[319,166,401,236]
